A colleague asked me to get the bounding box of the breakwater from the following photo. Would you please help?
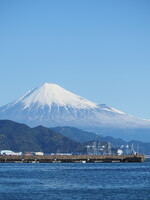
[0,154,145,163]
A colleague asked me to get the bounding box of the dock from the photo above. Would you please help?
[0,154,145,163]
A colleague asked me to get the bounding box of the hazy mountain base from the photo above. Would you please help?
[82,126,150,142]
[1,103,150,142]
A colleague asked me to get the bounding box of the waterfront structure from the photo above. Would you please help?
[0,150,22,156]
[0,154,145,163]
[34,152,44,156]
[117,149,123,155]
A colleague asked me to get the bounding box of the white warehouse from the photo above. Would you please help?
[0,150,22,156]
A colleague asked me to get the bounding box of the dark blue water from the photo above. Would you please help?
[0,160,150,200]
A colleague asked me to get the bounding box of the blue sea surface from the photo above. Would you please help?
[0,160,150,200]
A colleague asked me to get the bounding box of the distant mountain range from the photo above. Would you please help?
[52,126,150,155]
[0,83,150,141]
[0,120,150,154]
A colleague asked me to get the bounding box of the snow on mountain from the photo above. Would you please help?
[0,83,150,132]
[18,83,98,109]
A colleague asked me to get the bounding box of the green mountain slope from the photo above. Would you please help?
[0,120,85,153]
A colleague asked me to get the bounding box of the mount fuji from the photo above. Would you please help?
[0,83,150,141]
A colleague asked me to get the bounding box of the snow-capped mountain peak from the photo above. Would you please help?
[8,83,98,110]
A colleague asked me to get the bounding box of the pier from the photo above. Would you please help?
[0,154,145,163]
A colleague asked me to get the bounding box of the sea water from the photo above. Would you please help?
[0,160,150,200]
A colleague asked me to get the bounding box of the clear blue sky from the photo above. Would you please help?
[0,0,150,119]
